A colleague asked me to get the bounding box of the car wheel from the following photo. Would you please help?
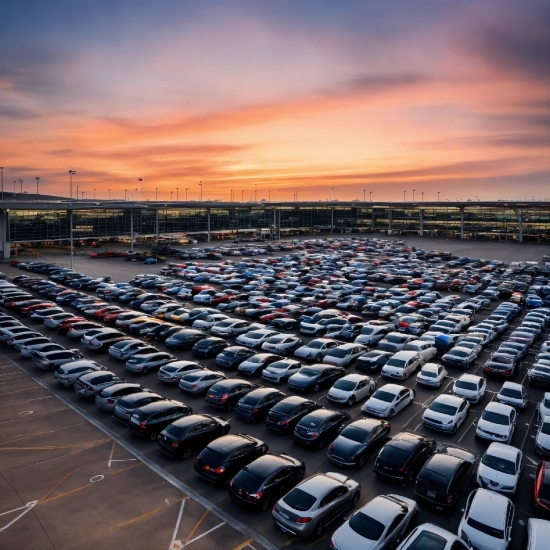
[313,384,320,392]
[223,425,230,435]
[294,469,304,482]
[182,448,192,460]
[388,408,395,418]
[406,469,415,483]
[149,431,158,442]
[314,521,325,537]
[357,455,365,468]
[259,499,271,512]
[347,396,356,406]
[451,423,457,435]
[142,367,149,374]
[316,353,322,362]
[317,437,326,449]
[315,330,323,337]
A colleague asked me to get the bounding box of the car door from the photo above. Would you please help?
[385,512,408,546]
[457,400,469,426]
[396,389,411,413]
[355,379,370,400]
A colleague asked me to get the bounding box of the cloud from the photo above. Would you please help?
[0,105,39,119]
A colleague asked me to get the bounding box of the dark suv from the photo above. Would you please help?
[265,396,320,434]
[293,408,351,449]
[128,399,192,441]
[205,379,259,410]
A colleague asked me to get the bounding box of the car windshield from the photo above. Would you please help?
[386,358,406,368]
[268,361,292,371]
[328,348,349,358]
[466,517,504,539]
[348,511,385,541]
[406,530,448,550]
[429,401,457,416]
[272,401,299,414]
[298,368,319,377]
[360,327,375,335]
[481,454,516,475]
[164,424,186,438]
[386,335,405,343]
[340,426,369,443]
[283,488,316,511]
[490,356,512,364]
[333,379,357,391]
[216,321,231,328]
[541,422,550,435]
[456,380,477,391]
[422,370,437,378]
[481,410,509,425]
[199,448,225,467]
[449,350,467,357]
[247,357,262,364]
[307,340,325,349]
[500,388,522,399]
[234,470,263,492]
[372,390,396,403]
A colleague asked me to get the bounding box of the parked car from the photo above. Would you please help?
[496,381,527,410]
[265,396,320,434]
[157,360,205,384]
[95,382,145,411]
[53,359,105,387]
[112,391,164,423]
[475,402,517,444]
[293,408,351,449]
[327,374,376,406]
[362,384,415,418]
[453,374,487,403]
[235,388,286,422]
[381,351,424,381]
[417,363,448,387]
[73,370,124,397]
[128,399,192,440]
[287,364,346,392]
[293,338,340,361]
[178,370,227,394]
[205,379,259,410]
[261,358,302,384]
[125,351,176,374]
[397,523,471,550]
[422,394,470,434]
[356,350,393,373]
[215,346,255,369]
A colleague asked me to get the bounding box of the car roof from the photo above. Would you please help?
[392,350,420,359]
[422,453,464,479]
[243,454,295,478]
[501,381,523,390]
[485,442,520,460]
[339,373,369,383]
[299,473,344,498]
[432,394,464,407]
[485,401,514,415]
[208,434,255,452]
[469,489,509,528]
[135,399,183,416]
[360,495,408,524]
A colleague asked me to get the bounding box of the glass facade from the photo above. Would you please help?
[6,203,550,243]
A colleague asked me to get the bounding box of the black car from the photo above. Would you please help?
[165,329,207,350]
[235,388,286,422]
[194,434,268,484]
[356,351,393,373]
[143,323,173,341]
[156,325,185,342]
[215,346,255,369]
[183,308,218,325]
[374,432,436,482]
[268,318,300,331]
[293,408,351,449]
[205,379,260,410]
[228,453,305,512]
[128,399,192,440]
[287,364,346,393]
[265,396,320,434]
[327,418,391,468]
[192,337,229,358]
[112,391,164,423]
[483,353,520,378]
[415,445,476,508]
[158,414,230,459]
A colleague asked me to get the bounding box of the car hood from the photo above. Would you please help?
[423,409,454,423]
[328,388,352,399]
[289,373,316,385]
[477,418,509,436]
[461,521,508,550]
[477,462,517,486]
[332,522,379,550]
[537,432,550,449]
[366,397,391,411]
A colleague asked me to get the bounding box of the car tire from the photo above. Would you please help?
[316,353,322,362]
[314,521,325,537]
[388,408,395,418]
[223,425,230,435]
[451,423,457,435]
[406,469,415,483]
[260,499,271,512]
[313,384,320,392]
[226,403,235,411]
[317,437,326,449]
[357,455,365,468]
[142,367,149,374]
[348,396,355,406]
[149,431,158,442]
[182,449,192,460]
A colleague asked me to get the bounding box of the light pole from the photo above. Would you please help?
[241,190,244,202]
[171,191,173,201]
[0,167,3,201]
[76,185,79,202]
[403,191,406,202]
[363,189,365,202]
[254,183,257,202]
[125,189,128,201]
[94,189,96,199]
[69,170,76,199]
[438,191,440,202]
[176,188,179,201]
[421,192,424,201]
[156,188,158,201]
[18,179,22,193]
[413,189,415,202]
[35,177,40,195]
[185,188,188,201]
[331,187,334,200]
[13,181,16,195]
[138,178,143,201]
[295,191,298,202]
[135,188,138,201]
[370,191,372,201]
[81,191,84,200]
[199,181,203,202]
[108,189,110,200]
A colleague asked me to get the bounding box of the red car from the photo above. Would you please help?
[315,298,338,308]
[534,461,550,515]
[103,309,131,324]
[210,293,231,305]
[191,285,216,296]
[96,306,125,320]
[260,312,289,324]
[57,317,87,334]
[20,302,55,314]
[90,250,118,258]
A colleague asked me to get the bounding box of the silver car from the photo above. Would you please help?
[272,472,361,538]
[157,360,205,383]
[294,338,339,361]
[210,319,250,336]
[323,344,367,367]
[235,329,279,349]
[43,312,77,328]
[0,325,37,342]
[32,348,85,371]
[73,370,124,397]
[108,339,151,360]
[262,359,302,384]
[330,494,419,550]
[178,370,226,394]
[14,336,51,353]
[20,341,64,358]
[6,331,43,346]
[54,360,105,387]
[125,352,176,374]
[261,334,303,356]
[95,382,144,411]
[67,323,103,339]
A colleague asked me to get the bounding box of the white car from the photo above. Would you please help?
[261,334,303,356]
[6,330,43,347]
[496,382,527,410]
[192,314,229,330]
[323,343,367,367]
[362,384,415,418]
[43,312,77,328]
[354,324,391,345]
[13,335,51,353]
[235,329,279,349]
[381,351,424,381]
[261,359,302,384]
[459,488,514,550]
[125,352,176,374]
[294,338,339,361]
[0,325,37,343]
[422,394,470,434]
[53,359,105,387]
[176,288,193,299]
[535,415,550,456]
[178,369,227,394]
[476,402,517,444]
[477,442,522,495]
[327,374,376,406]
[538,393,550,419]
[453,374,487,403]
[20,341,64,358]
[416,363,447,387]
[192,290,217,303]
[397,523,470,550]
[209,319,250,336]
[157,361,205,383]
[403,340,437,362]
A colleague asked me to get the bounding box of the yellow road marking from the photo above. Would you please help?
[0,438,110,451]
[108,462,142,475]
[38,472,72,503]
[232,538,254,550]
[109,497,188,531]
[285,537,297,545]
[308,534,328,547]
[185,508,209,543]
[39,483,93,504]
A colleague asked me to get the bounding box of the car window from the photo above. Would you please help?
[387,513,406,535]
[320,487,342,508]
[451,542,470,550]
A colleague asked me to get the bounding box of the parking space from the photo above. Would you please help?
[0,238,549,549]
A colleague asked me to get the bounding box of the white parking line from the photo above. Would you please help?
[457,417,477,444]
[183,522,226,548]
[0,396,52,407]
[520,408,538,451]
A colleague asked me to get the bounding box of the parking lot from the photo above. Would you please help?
[0,237,549,549]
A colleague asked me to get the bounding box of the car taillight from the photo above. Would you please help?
[329,541,335,549]
[308,433,318,438]
[398,464,407,472]
[247,491,263,501]
[447,495,454,503]
[503,369,511,375]
[171,442,179,448]
[273,503,278,512]
[80,385,88,390]
[191,384,197,389]
[280,420,288,426]
[328,445,334,451]
[252,408,259,413]
[105,399,115,404]
[296,517,312,524]
[214,467,225,474]
[140,422,146,429]
[220,394,228,403]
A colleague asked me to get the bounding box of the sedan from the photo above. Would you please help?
[194,434,268,484]
[125,352,176,374]
[215,346,255,370]
[452,374,486,403]
[191,337,228,358]
[94,383,145,411]
[422,395,470,434]
[381,351,424,381]
[458,488,514,550]
[272,472,361,538]
[415,445,476,509]
[81,328,128,351]
[356,350,393,373]
[265,396,320,434]
[20,341,64,358]
[288,364,346,393]
[229,453,305,512]
[416,363,447,387]
[496,382,527,410]
[441,346,478,369]
[475,402,517,444]
[67,322,103,339]
[293,408,351,449]
[32,349,85,371]
[112,391,164,423]
[158,413,230,459]
[53,359,105,387]
[327,374,376,406]
[235,388,286,422]
[43,312,78,328]
[323,344,367,367]
[262,359,302,384]
[73,371,124,397]
[209,319,250,337]
[178,370,227,394]
[374,432,436,482]
[330,494,418,550]
[108,339,151,360]
[128,399,192,441]
[236,329,279,349]
[293,338,339,361]
[157,361,205,383]
[205,379,259,410]
[327,418,391,468]
[237,353,282,377]
[362,384,415,418]
[14,336,51,354]
[477,442,522,496]
[165,329,207,350]
[261,334,303,356]
[483,353,520,378]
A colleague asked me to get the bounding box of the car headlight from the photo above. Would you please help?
[446,419,454,424]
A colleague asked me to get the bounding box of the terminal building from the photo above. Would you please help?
[1,199,549,258]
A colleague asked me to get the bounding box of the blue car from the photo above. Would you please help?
[526,295,543,308]
[463,284,481,294]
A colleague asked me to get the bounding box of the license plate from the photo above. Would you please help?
[130,417,140,425]
[205,465,210,471]
[207,394,214,399]
[427,490,436,498]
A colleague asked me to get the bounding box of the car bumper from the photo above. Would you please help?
[475,428,509,442]
[422,419,454,432]
[327,453,357,467]
[272,511,312,537]
[362,407,388,418]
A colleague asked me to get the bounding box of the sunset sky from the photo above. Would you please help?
[1,0,548,202]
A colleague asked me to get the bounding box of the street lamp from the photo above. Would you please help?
[18,179,22,193]
[403,190,406,202]
[138,178,143,201]
[413,189,415,202]
[68,170,76,199]
[76,185,79,202]
[155,188,158,201]
[268,190,271,201]
[94,189,96,199]
[35,176,40,195]
[125,189,128,201]
[437,191,440,202]
[254,183,257,202]
[370,191,372,201]
[421,192,424,201]
[81,191,84,200]
[199,181,203,202]
[331,187,334,201]
[185,188,188,201]
[176,188,179,201]
[363,189,365,202]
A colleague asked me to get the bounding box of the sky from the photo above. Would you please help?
[0,0,549,202]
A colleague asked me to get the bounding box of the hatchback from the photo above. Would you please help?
[235,388,286,422]
[125,351,176,374]
[53,359,105,387]
[73,371,124,397]
[293,408,351,449]
[112,391,164,423]
[94,382,145,411]
[157,361,205,383]
[32,348,85,371]
[178,370,227,394]
[205,379,259,410]
[327,374,376,406]
[475,402,516,444]
[128,399,192,440]
[477,442,522,495]
[265,396,320,434]
[422,394,470,434]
